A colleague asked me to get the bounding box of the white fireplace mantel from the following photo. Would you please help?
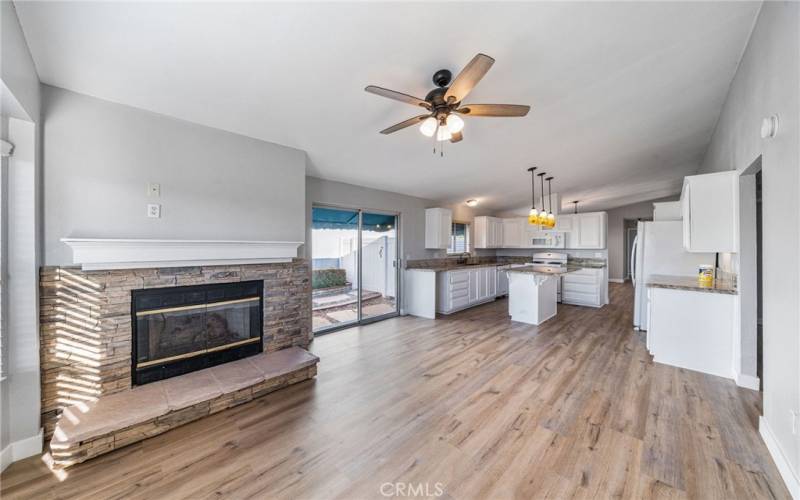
[61,238,304,271]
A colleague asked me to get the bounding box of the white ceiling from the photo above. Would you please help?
[15,1,760,212]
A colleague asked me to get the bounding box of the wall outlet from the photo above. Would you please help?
[147,183,161,197]
[147,204,161,218]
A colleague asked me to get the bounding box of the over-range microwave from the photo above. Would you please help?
[530,231,565,248]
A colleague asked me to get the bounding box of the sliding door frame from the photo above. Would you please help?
[311,202,401,335]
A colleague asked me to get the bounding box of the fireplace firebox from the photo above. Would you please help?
[131,281,264,385]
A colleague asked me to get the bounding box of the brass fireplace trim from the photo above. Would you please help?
[136,337,261,369]
[134,296,260,317]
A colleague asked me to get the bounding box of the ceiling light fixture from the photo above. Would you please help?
[446,114,464,134]
[546,176,556,228]
[537,172,547,226]
[419,117,437,137]
[572,200,579,214]
[466,199,478,207]
[527,167,539,225]
[435,125,452,142]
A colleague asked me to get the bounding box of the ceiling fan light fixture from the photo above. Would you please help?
[436,126,452,142]
[419,117,437,137]
[446,114,464,134]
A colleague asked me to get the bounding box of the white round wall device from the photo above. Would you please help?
[760,115,778,139]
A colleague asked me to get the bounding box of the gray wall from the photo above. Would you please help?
[42,86,307,265]
[606,196,678,281]
[698,0,799,483]
[1,1,40,121]
[0,1,42,470]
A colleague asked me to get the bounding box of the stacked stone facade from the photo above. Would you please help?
[39,259,312,439]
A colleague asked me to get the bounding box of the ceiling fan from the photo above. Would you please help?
[365,53,530,144]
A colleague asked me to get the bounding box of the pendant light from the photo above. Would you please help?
[527,167,539,224]
[537,172,547,226]
[546,176,556,228]
[572,200,579,214]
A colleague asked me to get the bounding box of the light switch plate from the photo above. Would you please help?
[147,204,161,218]
[147,183,160,197]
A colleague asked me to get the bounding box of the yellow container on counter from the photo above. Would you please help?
[698,265,714,287]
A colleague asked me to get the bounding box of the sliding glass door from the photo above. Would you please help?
[360,212,398,323]
[311,206,399,334]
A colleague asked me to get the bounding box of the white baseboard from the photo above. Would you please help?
[609,278,625,283]
[0,428,43,472]
[735,372,760,391]
[0,443,12,473]
[13,429,43,461]
[759,416,800,499]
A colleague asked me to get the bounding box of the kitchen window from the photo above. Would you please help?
[448,222,470,254]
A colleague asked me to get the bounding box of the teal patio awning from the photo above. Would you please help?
[311,207,395,232]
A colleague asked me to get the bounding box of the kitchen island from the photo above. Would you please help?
[507,265,572,325]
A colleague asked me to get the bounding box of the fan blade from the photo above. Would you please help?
[444,53,495,104]
[365,86,431,110]
[455,104,530,117]
[449,131,463,143]
[380,114,430,135]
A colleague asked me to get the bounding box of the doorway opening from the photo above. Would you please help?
[624,219,639,281]
[737,157,762,391]
[311,205,399,335]
[756,169,763,386]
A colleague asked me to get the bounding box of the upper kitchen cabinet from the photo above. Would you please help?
[502,217,525,247]
[681,171,739,253]
[554,214,575,233]
[474,216,504,249]
[425,208,452,249]
[576,212,607,249]
[558,212,607,249]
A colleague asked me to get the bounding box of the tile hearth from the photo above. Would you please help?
[50,347,318,467]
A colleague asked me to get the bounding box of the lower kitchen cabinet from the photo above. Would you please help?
[437,267,497,314]
[561,268,606,307]
[647,286,735,380]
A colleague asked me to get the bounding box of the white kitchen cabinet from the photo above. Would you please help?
[474,216,504,249]
[562,268,605,307]
[502,218,524,247]
[555,214,575,233]
[653,201,681,221]
[576,212,607,249]
[681,171,739,253]
[437,266,497,314]
[647,286,734,380]
[496,267,509,296]
[557,212,606,249]
[508,272,559,325]
[425,208,452,249]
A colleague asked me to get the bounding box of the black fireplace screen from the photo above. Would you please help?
[131,281,263,385]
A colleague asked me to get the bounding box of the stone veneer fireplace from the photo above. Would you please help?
[39,260,312,441]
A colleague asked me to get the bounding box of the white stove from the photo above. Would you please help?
[531,252,568,302]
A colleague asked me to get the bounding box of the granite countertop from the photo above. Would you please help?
[506,265,573,276]
[407,260,606,273]
[567,259,606,269]
[646,274,738,295]
[406,263,516,272]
